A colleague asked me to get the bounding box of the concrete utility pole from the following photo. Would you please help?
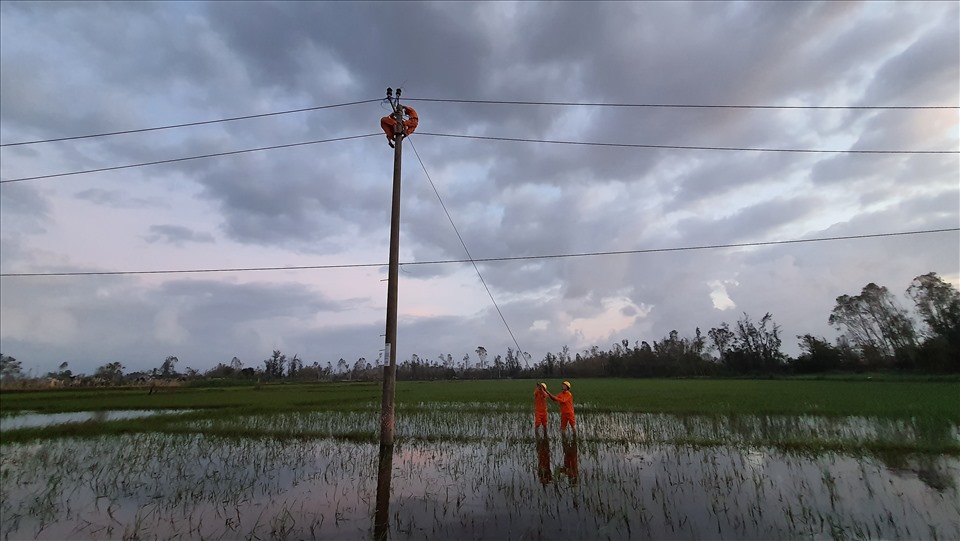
[375,86,405,541]
[380,87,404,446]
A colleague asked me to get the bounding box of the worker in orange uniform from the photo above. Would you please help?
[548,381,576,435]
[534,382,549,437]
[380,106,419,148]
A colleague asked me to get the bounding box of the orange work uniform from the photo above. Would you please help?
[552,390,575,430]
[380,106,419,145]
[534,387,549,428]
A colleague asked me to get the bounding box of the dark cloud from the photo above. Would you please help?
[0,277,365,374]
[75,188,162,209]
[668,152,808,209]
[144,225,215,246]
[0,1,956,372]
[676,196,823,245]
[203,2,491,101]
[0,184,50,235]
[191,141,390,249]
[859,11,960,107]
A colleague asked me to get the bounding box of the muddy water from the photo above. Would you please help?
[2,427,957,540]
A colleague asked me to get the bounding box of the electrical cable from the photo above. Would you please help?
[3,227,955,277]
[405,97,958,110]
[0,133,381,184]
[417,132,958,155]
[5,129,952,185]
[0,99,381,147]
[2,95,951,149]
[409,137,529,368]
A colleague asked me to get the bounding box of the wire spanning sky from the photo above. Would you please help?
[1,1,957,376]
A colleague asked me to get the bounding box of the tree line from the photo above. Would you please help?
[1,272,957,388]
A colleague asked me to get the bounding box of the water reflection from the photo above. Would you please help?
[2,434,957,540]
[559,435,579,486]
[535,434,552,486]
[374,443,393,540]
[0,409,190,431]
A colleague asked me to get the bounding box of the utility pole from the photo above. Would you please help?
[375,86,405,541]
[380,86,404,446]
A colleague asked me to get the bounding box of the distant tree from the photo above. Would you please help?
[475,347,488,370]
[287,354,302,379]
[830,283,917,364]
[351,357,367,379]
[708,324,736,363]
[558,345,570,375]
[95,361,124,384]
[541,352,556,376]
[336,358,348,376]
[49,361,72,381]
[735,313,784,372]
[205,362,234,378]
[713,313,784,374]
[263,350,286,379]
[792,335,848,373]
[230,357,243,371]
[0,354,22,382]
[626,341,657,377]
[651,330,708,376]
[907,272,960,371]
[692,327,706,357]
[907,272,960,344]
[505,348,521,377]
[160,356,179,379]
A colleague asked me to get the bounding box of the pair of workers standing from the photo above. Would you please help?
[533,381,575,437]
[534,381,578,486]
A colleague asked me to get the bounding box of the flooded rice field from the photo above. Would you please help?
[0,410,191,431]
[1,407,958,540]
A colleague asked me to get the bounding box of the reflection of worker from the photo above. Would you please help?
[535,434,552,486]
[559,434,579,486]
[534,382,549,436]
[380,106,419,148]
[548,381,576,435]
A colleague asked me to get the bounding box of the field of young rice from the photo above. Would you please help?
[1,379,958,539]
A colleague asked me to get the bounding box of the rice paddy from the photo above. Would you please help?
[1,379,958,539]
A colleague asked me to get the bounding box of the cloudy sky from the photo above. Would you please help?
[1,1,957,377]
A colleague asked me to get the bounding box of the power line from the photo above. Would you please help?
[409,138,529,367]
[406,97,958,110]
[5,129,952,185]
[0,99,381,148]
[5,96,948,149]
[3,227,955,277]
[0,133,380,184]
[418,132,959,155]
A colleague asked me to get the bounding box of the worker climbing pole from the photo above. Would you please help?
[376,87,416,540]
[380,90,418,149]
[379,86,415,448]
